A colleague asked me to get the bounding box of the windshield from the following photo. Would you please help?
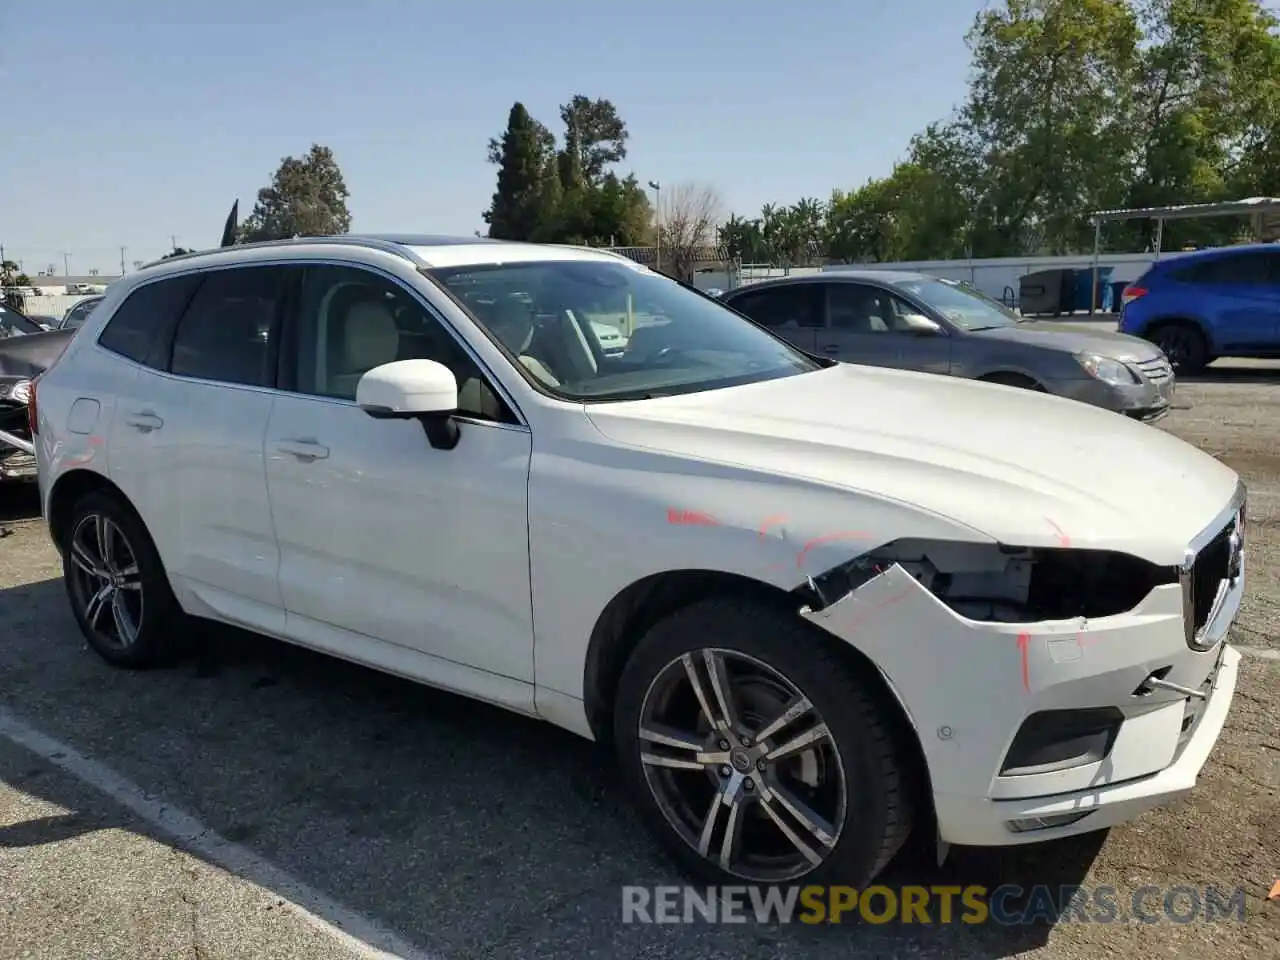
[0,305,41,338]
[427,260,819,400]
[895,278,1021,331]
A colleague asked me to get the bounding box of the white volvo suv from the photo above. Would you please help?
[30,235,1245,887]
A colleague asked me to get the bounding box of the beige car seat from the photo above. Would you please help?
[484,298,560,386]
[329,299,401,398]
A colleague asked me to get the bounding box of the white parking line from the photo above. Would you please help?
[1236,645,1279,660]
[0,705,439,960]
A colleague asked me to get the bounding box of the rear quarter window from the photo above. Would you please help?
[97,274,204,367]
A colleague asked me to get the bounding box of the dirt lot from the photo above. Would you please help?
[0,368,1277,960]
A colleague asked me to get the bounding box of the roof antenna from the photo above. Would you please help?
[219,199,239,248]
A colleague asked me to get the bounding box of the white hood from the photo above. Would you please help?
[585,364,1239,566]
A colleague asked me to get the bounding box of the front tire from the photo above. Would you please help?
[61,489,190,668]
[613,598,915,887]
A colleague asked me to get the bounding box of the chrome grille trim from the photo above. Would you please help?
[1135,356,1174,384]
[1180,480,1247,651]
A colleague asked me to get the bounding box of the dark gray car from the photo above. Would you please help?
[720,270,1175,421]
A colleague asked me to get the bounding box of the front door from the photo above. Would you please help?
[821,282,952,373]
[263,263,536,684]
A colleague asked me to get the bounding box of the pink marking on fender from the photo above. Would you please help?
[758,514,789,539]
[667,508,719,526]
[795,530,871,569]
[1016,633,1031,692]
[1044,517,1070,547]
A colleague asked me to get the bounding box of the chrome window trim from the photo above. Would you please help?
[92,254,530,431]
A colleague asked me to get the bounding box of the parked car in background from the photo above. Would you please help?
[28,314,59,330]
[0,302,45,339]
[721,271,1175,421]
[30,235,1245,889]
[1118,243,1280,375]
[59,295,104,330]
[0,322,75,481]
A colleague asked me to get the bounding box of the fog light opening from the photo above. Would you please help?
[1005,811,1093,834]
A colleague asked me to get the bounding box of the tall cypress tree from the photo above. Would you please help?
[484,103,547,240]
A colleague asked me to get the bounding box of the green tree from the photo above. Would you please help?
[484,103,554,240]
[558,95,629,185]
[161,247,195,260]
[239,144,352,242]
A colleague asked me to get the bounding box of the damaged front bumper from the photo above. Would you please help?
[0,427,37,480]
[799,492,1245,848]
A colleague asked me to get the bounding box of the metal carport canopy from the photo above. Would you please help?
[1084,197,1280,313]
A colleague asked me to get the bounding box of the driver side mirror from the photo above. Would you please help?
[900,313,943,336]
[356,359,461,450]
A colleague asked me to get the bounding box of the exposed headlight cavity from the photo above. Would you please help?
[799,538,1179,623]
[4,380,31,404]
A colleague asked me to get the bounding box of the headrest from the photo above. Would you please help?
[342,299,400,372]
[483,297,535,355]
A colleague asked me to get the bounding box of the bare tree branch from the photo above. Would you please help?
[656,182,726,280]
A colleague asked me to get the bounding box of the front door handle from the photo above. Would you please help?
[124,410,163,432]
[276,439,330,461]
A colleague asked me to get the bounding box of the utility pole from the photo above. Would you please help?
[120,247,127,275]
[61,251,71,276]
[170,235,178,252]
[647,180,662,273]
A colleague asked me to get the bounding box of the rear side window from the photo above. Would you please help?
[725,284,823,328]
[168,266,299,388]
[97,275,203,366]
[1170,251,1280,285]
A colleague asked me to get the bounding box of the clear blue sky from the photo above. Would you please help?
[2,0,978,274]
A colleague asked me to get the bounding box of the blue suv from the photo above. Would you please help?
[1118,243,1280,374]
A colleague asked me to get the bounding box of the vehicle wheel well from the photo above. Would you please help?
[1144,316,1206,340]
[582,569,935,831]
[978,371,1043,390]
[47,470,138,551]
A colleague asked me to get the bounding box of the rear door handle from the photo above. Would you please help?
[276,439,330,461]
[123,410,163,432]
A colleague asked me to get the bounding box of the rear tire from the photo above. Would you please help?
[613,597,915,888]
[61,489,191,668]
[1148,322,1207,376]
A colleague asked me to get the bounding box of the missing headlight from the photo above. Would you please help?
[796,538,1179,622]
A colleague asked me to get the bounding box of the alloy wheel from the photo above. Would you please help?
[637,648,847,883]
[67,513,144,649]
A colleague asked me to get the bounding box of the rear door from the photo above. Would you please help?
[1176,252,1280,351]
[108,264,301,632]
[721,283,822,353]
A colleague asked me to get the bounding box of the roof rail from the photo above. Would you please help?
[138,234,433,272]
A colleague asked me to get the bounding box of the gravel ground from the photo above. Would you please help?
[0,366,1277,960]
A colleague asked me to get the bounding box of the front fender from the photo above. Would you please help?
[527,443,993,701]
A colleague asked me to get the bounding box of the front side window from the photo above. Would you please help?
[98,274,203,366]
[168,266,296,387]
[891,277,1019,331]
[289,265,510,422]
[428,261,819,401]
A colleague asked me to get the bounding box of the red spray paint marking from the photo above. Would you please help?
[1044,517,1071,547]
[1076,633,1101,651]
[758,514,790,539]
[667,508,720,526]
[1016,633,1031,692]
[795,530,871,570]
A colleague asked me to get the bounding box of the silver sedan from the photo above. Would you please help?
[720,271,1174,421]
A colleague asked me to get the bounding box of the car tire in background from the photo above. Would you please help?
[613,596,916,888]
[61,489,192,668]
[1147,321,1208,376]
